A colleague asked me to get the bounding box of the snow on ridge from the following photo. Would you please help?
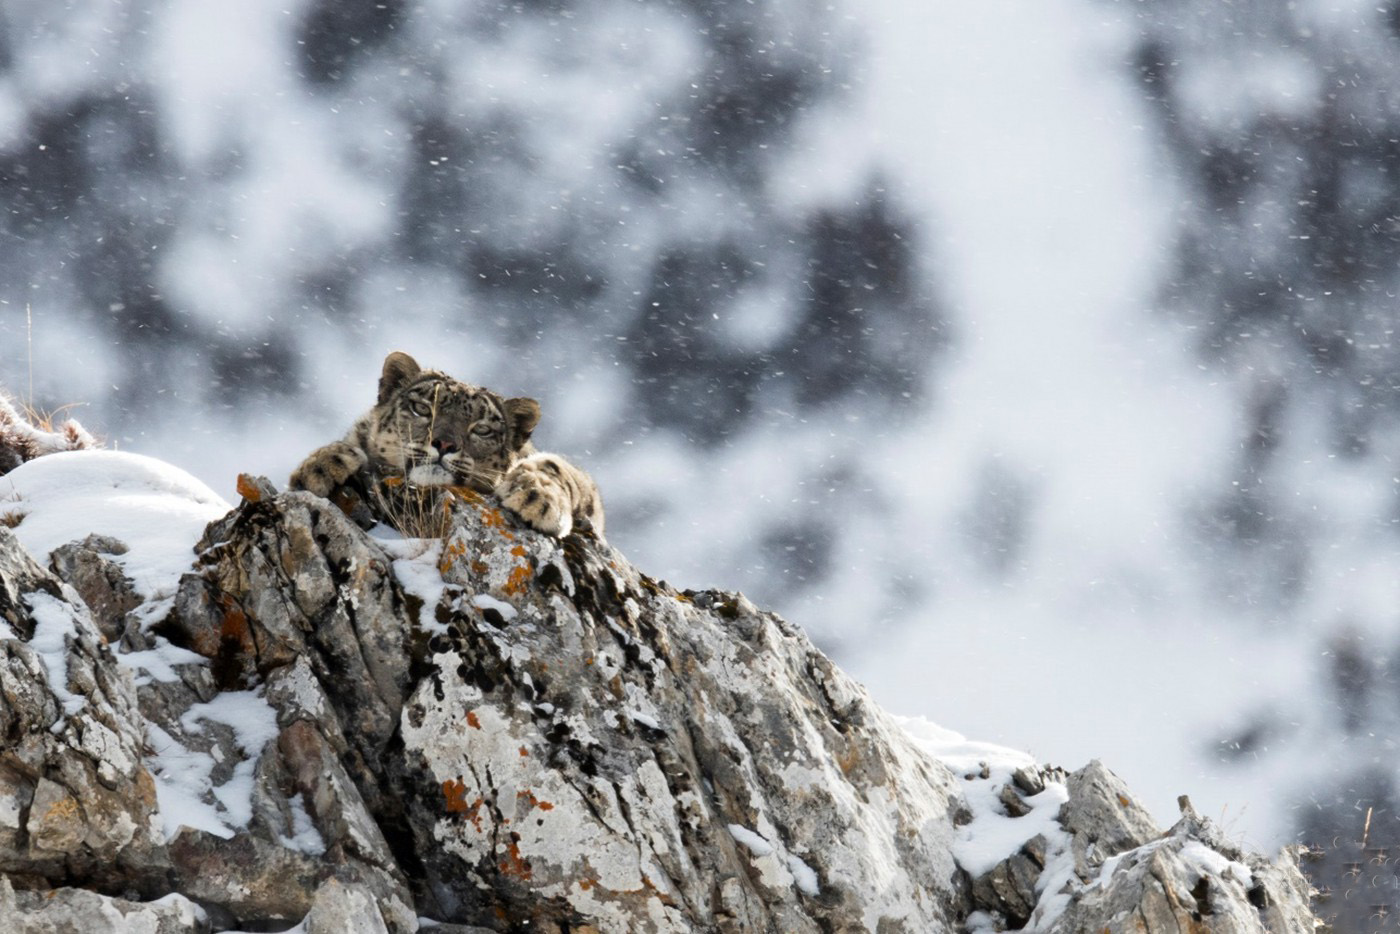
[898,715,1071,876]
[0,450,230,603]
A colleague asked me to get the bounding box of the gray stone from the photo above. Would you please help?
[0,529,167,892]
[301,878,391,934]
[0,876,209,933]
[970,849,1041,926]
[387,495,970,932]
[1047,801,1316,933]
[48,535,141,642]
[1059,759,1163,876]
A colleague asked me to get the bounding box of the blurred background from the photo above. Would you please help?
[1,0,1397,908]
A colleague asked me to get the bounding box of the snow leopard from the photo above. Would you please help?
[289,351,604,539]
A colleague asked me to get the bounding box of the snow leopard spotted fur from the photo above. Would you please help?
[290,351,604,539]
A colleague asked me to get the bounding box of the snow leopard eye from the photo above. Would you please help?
[409,400,432,418]
[470,424,496,438]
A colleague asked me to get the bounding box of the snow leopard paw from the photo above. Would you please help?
[496,457,576,538]
[289,441,367,498]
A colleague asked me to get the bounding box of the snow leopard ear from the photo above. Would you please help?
[504,397,541,448]
[379,352,422,404]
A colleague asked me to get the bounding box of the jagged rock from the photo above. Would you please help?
[300,878,392,934]
[0,528,167,893]
[970,843,1042,926]
[400,495,970,931]
[170,486,970,931]
[1048,798,1315,933]
[962,769,1315,933]
[1059,759,1163,878]
[0,459,1323,933]
[0,876,209,933]
[48,535,141,642]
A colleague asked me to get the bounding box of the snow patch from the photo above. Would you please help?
[117,636,207,685]
[24,591,85,722]
[176,689,280,830]
[728,823,774,856]
[380,536,450,635]
[149,893,209,926]
[786,853,821,896]
[147,722,234,841]
[0,451,230,603]
[727,823,820,896]
[1181,839,1254,888]
[278,791,327,856]
[899,713,1074,927]
[472,592,518,621]
[626,708,662,731]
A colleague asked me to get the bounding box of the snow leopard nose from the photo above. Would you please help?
[432,438,458,457]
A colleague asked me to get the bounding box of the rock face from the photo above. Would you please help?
[0,533,166,893]
[0,460,1320,932]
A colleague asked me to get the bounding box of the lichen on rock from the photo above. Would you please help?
[0,458,1321,932]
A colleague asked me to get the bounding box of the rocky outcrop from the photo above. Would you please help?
[0,533,166,893]
[0,456,1319,931]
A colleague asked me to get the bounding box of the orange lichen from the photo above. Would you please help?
[443,780,489,831]
[499,840,532,880]
[43,795,79,823]
[442,779,469,812]
[466,711,481,729]
[235,474,262,503]
[220,603,249,641]
[502,564,532,596]
[470,560,489,575]
[510,545,528,558]
[516,789,555,813]
[439,540,468,574]
[478,506,515,539]
[519,746,529,757]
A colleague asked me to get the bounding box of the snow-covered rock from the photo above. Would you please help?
[1,450,230,607]
[0,450,1318,931]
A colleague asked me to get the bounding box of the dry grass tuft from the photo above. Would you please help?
[0,391,100,474]
[370,480,479,540]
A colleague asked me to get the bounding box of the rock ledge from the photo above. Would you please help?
[0,462,1317,932]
